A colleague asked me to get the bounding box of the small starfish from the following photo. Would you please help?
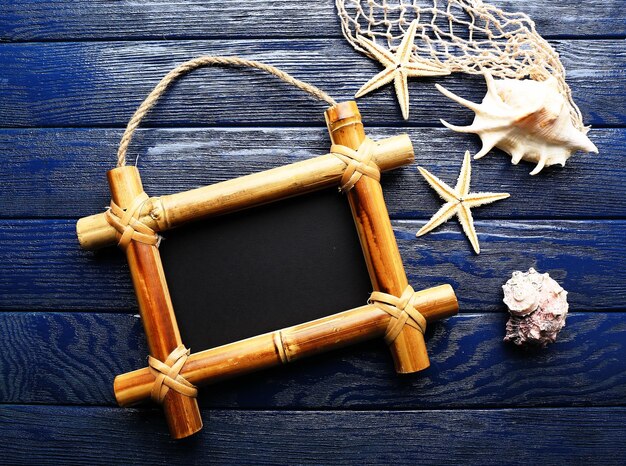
[354,19,450,120]
[416,151,510,254]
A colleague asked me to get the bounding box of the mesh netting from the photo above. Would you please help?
[336,0,585,130]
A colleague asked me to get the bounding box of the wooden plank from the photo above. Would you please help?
[1,127,621,219]
[1,405,624,465]
[0,219,624,312]
[0,39,622,127]
[1,0,624,41]
[0,312,624,409]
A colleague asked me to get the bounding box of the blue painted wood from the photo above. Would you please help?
[0,127,622,219]
[2,0,623,40]
[0,312,624,409]
[0,39,622,128]
[0,219,624,311]
[1,405,625,465]
[0,0,624,459]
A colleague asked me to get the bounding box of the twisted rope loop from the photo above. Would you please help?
[369,285,427,344]
[117,56,337,167]
[148,345,198,404]
[105,193,160,250]
[331,137,381,192]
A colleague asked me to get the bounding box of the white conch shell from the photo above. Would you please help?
[436,74,598,175]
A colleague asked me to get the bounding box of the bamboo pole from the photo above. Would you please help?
[108,166,203,439]
[114,284,458,407]
[77,135,414,250]
[325,101,429,374]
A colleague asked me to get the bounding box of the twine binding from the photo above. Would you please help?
[148,345,198,404]
[370,285,427,344]
[105,193,161,250]
[331,137,381,192]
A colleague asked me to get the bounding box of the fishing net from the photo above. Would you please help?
[336,0,585,130]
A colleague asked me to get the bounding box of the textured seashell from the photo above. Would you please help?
[502,270,542,316]
[503,268,568,347]
[436,74,598,175]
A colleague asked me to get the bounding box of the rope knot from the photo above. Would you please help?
[369,285,427,344]
[105,192,161,250]
[148,345,198,404]
[331,137,381,192]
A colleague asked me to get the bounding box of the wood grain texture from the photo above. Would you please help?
[1,0,624,456]
[1,312,624,409]
[1,405,625,465]
[1,0,624,40]
[0,40,623,127]
[1,219,623,311]
[0,127,622,219]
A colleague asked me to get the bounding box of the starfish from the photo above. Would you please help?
[354,19,450,120]
[416,151,510,254]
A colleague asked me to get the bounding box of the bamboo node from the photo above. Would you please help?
[331,137,381,192]
[369,285,427,344]
[105,192,161,250]
[148,345,198,404]
[273,330,289,364]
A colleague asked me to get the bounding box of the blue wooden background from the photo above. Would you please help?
[1,1,625,464]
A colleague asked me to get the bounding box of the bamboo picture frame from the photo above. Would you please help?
[77,101,459,439]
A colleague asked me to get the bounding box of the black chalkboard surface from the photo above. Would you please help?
[159,188,373,351]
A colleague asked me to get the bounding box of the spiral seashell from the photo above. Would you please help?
[436,74,598,175]
[502,269,543,316]
[503,268,568,347]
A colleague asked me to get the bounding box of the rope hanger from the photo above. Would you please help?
[107,55,384,253]
[116,56,338,167]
